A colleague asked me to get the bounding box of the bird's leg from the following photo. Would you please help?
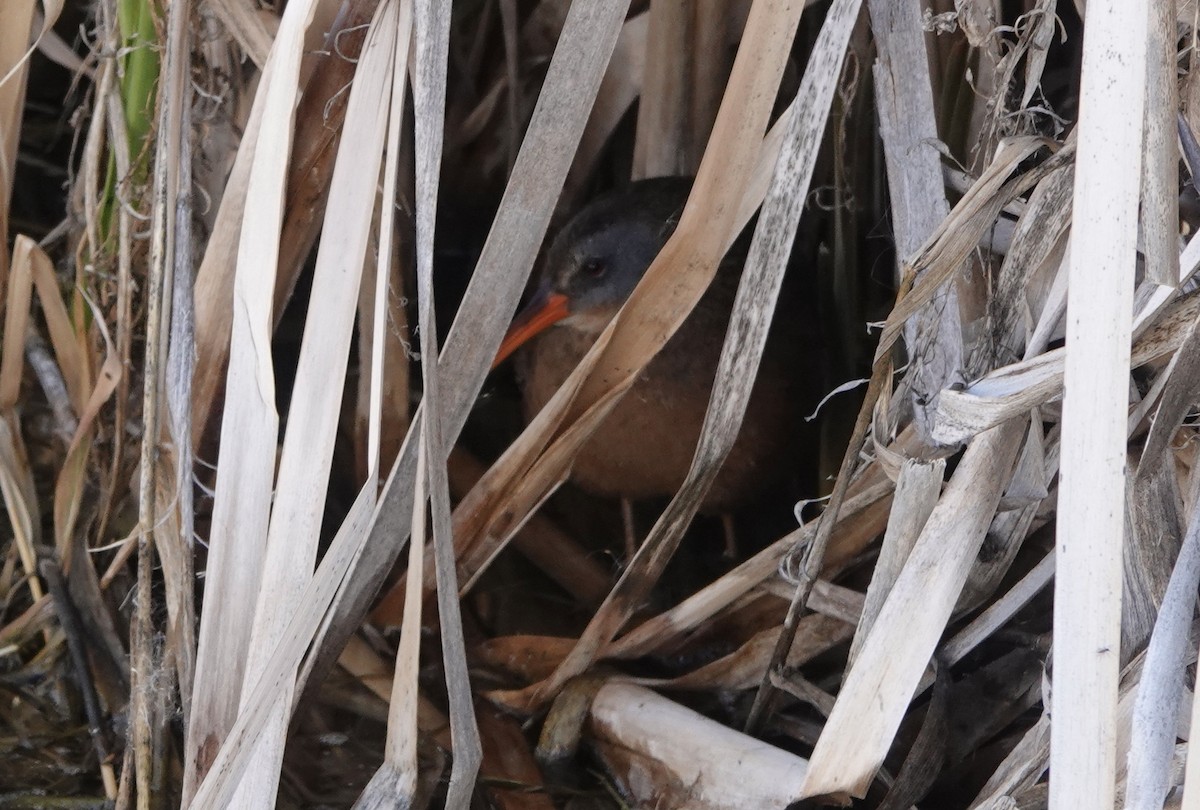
[721,513,739,560]
[621,497,639,560]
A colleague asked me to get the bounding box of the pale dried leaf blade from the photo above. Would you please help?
[190,484,378,808]
[848,457,944,667]
[799,420,1025,800]
[0,0,62,91]
[29,258,88,423]
[0,0,37,292]
[186,0,325,798]
[632,0,693,179]
[53,292,121,558]
[410,0,481,805]
[609,475,894,660]
[231,0,400,804]
[0,236,36,408]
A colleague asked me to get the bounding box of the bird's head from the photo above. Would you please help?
[493,178,689,368]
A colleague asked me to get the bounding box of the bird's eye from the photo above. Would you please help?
[580,258,607,278]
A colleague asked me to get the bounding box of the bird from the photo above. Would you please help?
[493,177,813,536]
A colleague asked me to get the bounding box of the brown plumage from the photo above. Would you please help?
[497,177,811,512]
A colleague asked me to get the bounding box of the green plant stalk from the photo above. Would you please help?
[99,0,159,243]
[118,0,159,171]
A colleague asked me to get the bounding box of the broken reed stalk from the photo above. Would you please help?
[1050,1,1147,807]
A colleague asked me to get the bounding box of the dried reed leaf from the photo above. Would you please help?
[942,551,1055,667]
[413,0,480,803]
[153,473,195,720]
[0,0,37,299]
[362,0,479,806]
[206,0,275,68]
[759,578,865,624]
[799,418,1025,801]
[475,635,577,683]
[273,0,390,315]
[562,12,647,205]
[640,613,851,692]
[232,3,398,804]
[190,485,378,807]
[1124,455,1185,655]
[959,419,1051,608]
[0,236,35,409]
[188,99,260,450]
[373,425,428,809]
[0,0,62,92]
[1021,0,1059,108]
[5,239,119,583]
[1138,306,1200,483]
[476,707,556,810]
[52,290,120,565]
[1026,247,1069,356]
[355,230,410,474]
[609,475,893,660]
[444,450,610,608]
[1050,0,1148,804]
[971,712,1051,807]
[27,240,87,413]
[0,419,39,598]
[983,162,1073,369]
[935,279,1200,445]
[632,0,693,179]
[185,0,324,796]
[877,137,1066,365]
[142,0,197,740]
[1137,231,1200,335]
[189,0,358,446]
[848,457,943,668]
[165,159,198,710]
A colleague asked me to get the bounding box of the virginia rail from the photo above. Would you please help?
[494,177,809,518]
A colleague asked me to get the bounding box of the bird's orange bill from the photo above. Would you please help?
[493,292,571,369]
